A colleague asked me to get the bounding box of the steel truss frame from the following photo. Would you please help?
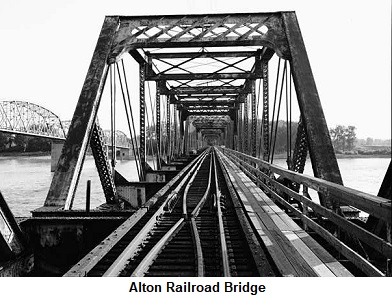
[44,12,343,210]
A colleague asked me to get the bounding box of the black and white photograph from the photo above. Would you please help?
[0,0,390,296]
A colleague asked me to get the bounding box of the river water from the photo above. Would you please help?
[0,154,390,217]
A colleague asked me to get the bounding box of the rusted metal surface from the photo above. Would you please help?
[139,63,146,179]
[163,86,243,95]
[156,84,161,162]
[110,13,290,58]
[90,123,117,204]
[250,80,257,157]
[282,12,343,208]
[0,191,26,260]
[366,161,392,240]
[261,62,269,161]
[44,16,119,209]
[243,93,248,154]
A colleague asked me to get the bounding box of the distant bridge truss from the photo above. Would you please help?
[0,100,130,148]
[0,100,66,140]
[102,130,131,149]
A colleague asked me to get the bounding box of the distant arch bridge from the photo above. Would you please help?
[0,100,131,148]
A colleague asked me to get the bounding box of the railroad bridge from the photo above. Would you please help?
[0,11,391,277]
[0,100,134,170]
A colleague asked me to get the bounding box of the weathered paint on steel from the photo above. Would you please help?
[282,12,343,208]
[44,16,119,209]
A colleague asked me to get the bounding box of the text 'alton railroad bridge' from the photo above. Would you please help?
[0,11,391,277]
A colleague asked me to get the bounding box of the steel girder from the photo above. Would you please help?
[110,13,290,58]
[45,16,119,208]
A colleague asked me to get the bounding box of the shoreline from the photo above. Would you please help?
[0,151,50,157]
[261,153,390,160]
[0,151,390,159]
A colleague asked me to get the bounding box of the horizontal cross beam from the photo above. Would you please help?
[147,51,257,59]
[146,72,260,81]
[176,100,237,106]
[161,86,244,95]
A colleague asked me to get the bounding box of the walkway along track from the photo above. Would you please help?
[64,147,266,277]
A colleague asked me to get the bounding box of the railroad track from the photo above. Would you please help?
[65,147,271,277]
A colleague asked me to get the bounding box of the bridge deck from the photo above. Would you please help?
[217,151,353,277]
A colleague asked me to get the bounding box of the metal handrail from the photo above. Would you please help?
[221,147,391,223]
[218,148,390,276]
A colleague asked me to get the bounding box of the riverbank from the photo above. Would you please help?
[271,153,390,160]
[1,151,390,159]
[0,151,50,157]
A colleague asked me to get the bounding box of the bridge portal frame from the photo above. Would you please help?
[44,12,342,210]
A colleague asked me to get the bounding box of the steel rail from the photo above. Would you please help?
[130,150,212,277]
[187,150,213,276]
[182,149,210,218]
[190,154,213,218]
[213,149,231,277]
[190,217,204,276]
[131,218,185,277]
[102,149,209,277]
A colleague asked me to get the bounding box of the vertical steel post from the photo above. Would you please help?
[251,80,257,157]
[156,84,161,169]
[238,104,243,152]
[110,65,116,176]
[262,61,270,161]
[85,180,91,213]
[139,64,146,180]
[173,103,178,157]
[167,96,171,162]
[282,12,343,208]
[184,117,189,155]
[244,95,249,154]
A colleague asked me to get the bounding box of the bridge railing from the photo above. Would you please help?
[219,147,391,276]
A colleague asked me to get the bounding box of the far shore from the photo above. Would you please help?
[0,151,50,157]
[0,150,390,159]
[257,153,391,160]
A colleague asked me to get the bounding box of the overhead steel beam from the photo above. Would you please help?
[176,100,236,106]
[44,16,119,209]
[176,94,236,99]
[183,110,232,118]
[111,13,290,59]
[161,86,244,95]
[146,72,260,81]
[129,50,171,94]
[148,51,257,59]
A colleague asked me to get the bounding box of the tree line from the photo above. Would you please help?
[0,132,51,152]
[329,125,357,152]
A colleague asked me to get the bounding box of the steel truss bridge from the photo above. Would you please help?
[0,100,131,149]
[0,12,391,278]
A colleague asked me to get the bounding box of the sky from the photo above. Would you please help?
[0,0,390,139]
